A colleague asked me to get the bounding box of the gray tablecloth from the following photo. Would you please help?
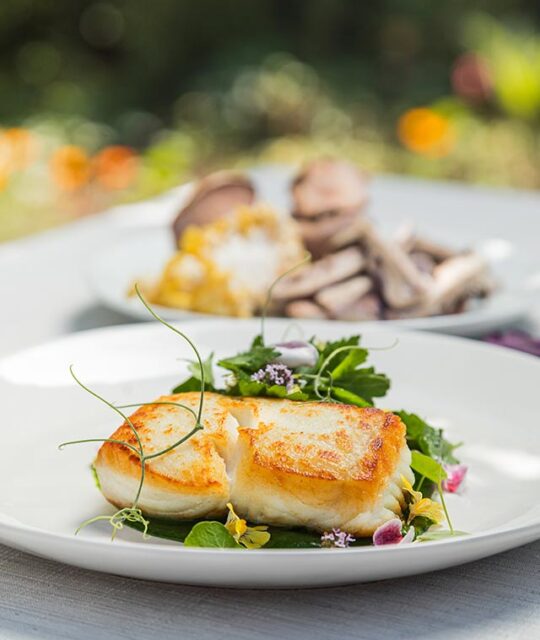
[1,176,539,640]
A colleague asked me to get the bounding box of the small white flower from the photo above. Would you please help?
[272,341,318,369]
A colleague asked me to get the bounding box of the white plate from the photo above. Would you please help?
[1,318,539,588]
[86,165,538,336]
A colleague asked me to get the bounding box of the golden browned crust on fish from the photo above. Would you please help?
[94,392,413,533]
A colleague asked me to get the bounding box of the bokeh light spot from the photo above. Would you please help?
[397,108,455,157]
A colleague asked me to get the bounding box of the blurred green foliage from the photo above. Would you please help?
[1,1,540,240]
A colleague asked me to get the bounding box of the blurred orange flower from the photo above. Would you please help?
[51,145,91,190]
[0,128,38,190]
[93,145,139,190]
[397,108,455,157]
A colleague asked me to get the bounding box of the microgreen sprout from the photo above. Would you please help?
[59,287,208,541]
[260,252,311,344]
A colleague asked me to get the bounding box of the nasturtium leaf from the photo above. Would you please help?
[417,530,468,542]
[410,450,447,484]
[183,522,242,548]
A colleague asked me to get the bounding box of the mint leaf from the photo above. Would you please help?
[410,450,447,483]
[183,522,241,548]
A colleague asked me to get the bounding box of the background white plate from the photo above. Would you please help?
[0,318,539,588]
[87,165,538,336]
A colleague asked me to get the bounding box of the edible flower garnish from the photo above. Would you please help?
[225,503,271,549]
[442,463,468,493]
[373,518,415,546]
[320,528,356,548]
[271,340,318,369]
[251,363,295,393]
[402,475,445,525]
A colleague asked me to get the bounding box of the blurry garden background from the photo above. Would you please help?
[1,0,540,241]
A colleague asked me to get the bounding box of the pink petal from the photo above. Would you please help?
[401,526,415,544]
[373,518,404,546]
[442,463,468,493]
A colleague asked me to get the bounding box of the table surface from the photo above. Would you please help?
[1,175,539,640]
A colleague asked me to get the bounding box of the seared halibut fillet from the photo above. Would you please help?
[94,392,414,535]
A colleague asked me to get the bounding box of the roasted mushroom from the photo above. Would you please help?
[291,159,369,258]
[273,247,365,301]
[172,170,255,244]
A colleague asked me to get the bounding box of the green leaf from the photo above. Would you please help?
[187,352,215,386]
[234,377,309,401]
[172,376,203,393]
[183,522,242,548]
[330,347,368,379]
[335,367,390,402]
[318,336,360,371]
[173,352,216,393]
[250,334,264,348]
[218,346,279,374]
[90,464,101,490]
[330,386,372,407]
[396,411,460,464]
[410,450,447,483]
[417,530,468,542]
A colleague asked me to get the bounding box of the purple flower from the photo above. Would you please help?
[373,518,415,546]
[251,363,295,392]
[484,331,540,357]
[321,528,356,548]
[271,341,318,369]
[442,463,468,493]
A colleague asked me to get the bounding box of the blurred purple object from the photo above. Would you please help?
[484,331,540,357]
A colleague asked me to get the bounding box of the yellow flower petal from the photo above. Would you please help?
[224,503,271,548]
[241,528,271,549]
[408,498,445,525]
[401,474,423,502]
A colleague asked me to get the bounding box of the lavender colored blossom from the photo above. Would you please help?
[251,363,295,392]
[320,528,356,548]
[442,463,468,493]
[484,331,540,357]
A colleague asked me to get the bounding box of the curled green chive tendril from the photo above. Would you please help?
[59,288,208,540]
[134,283,205,423]
[260,252,311,345]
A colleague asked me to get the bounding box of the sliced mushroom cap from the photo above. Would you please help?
[315,275,373,318]
[338,292,382,321]
[172,171,255,243]
[292,158,369,219]
[387,252,490,318]
[272,247,365,301]
[296,209,361,259]
[362,222,432,309]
